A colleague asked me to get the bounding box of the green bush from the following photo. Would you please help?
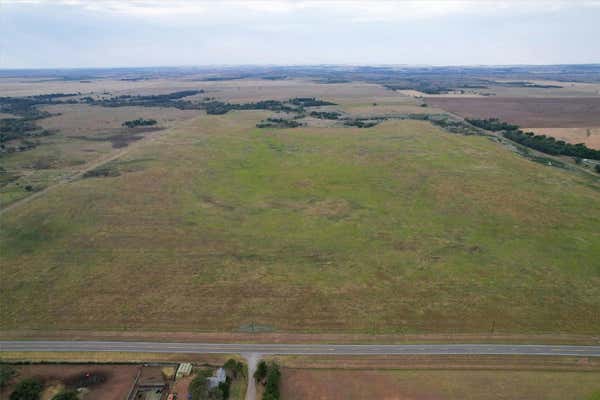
[0,365,15,388]
[262,363,281,400]
[254,361,268,383]
[10,378,43,400]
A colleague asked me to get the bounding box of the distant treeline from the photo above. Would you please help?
[310,111,341,120]
[122,118,157,128]
[82,90,204,109]
[0,94,71,153]
[468,118,600,160]
[256,118,303,128]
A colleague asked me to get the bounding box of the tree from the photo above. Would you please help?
[10,378,43,400]
[52,391,79,400]
[254,361,268,383]
[0,365,15,388]
[262,363,281,400]
[223,359,244,379]
[189,373,209,400]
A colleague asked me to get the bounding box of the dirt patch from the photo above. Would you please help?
[426,97,600,127]
[171,374,194,400]
[304,199,353,219]
[0,364,139,400]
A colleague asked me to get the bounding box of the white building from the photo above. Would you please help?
[207,368,226,389]
[176,363,193,379]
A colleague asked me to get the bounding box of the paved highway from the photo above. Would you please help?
[1,341,599,357]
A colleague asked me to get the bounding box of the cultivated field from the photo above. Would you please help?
[425,97,600,127]
[280,369,600,400]
[2,105,599,335]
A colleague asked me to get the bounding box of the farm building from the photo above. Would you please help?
[207,368,226,389]
[176,363,192,379]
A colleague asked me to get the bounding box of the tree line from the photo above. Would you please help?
[467,118,600,161]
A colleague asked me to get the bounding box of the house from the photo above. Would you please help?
[176,363,193,379]
[207,368,226,389]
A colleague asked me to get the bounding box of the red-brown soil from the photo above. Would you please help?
[0,364,139,400]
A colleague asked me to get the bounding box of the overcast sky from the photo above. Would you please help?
[1,0,599,68]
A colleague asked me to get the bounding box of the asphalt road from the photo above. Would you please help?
[1,341,599,357]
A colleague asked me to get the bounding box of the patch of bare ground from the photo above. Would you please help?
[0,364,139,400]
[171,374,194,400]
[425,97,600,127]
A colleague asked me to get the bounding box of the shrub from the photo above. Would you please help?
[262,363,281,400]
[10,378,43,400]
[0,365,15,388]
[254,361,268,383]
[122,118,157,128]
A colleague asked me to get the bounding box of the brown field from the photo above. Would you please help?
[425,97,600,127]
[280,368,600,400]
[39,104,199,137]
[0,364,139,400]
[524,127,600,150]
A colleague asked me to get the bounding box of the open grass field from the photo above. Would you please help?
[425,97,600,127]
[280,368,600,400]
[1,107,599,335]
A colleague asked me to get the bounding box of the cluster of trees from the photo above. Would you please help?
[428,117,483,135]
[0,118,52,143]
[121,118,157,128]
[189,370,228,400]
[384,83,453,95]
[503,129,600,160]
[256,118,302,128]
[189,358,246,400]
[83,90,204,109]
[468,118,600,160]
[204,98,335,116]
[254,361,281,400]
[310,111,341,119]
[0,95,65,153]
[466,118,519,131]
[288,97,336,107]
[204,100,296,115]
[0,365,15,389]
[9,378,42,400]
[344,119,380,128]
[0,94,74,118]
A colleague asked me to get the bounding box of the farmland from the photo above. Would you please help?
[1,72,600,336]
[280,368,600,400]
[424,97,600,128]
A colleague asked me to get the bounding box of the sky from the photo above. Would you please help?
[1,0,599,68]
